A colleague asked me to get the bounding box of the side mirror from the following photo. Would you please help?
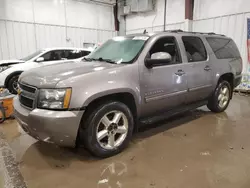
[145,52,172,68]
[36,57,44,62]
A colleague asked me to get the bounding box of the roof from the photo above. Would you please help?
[128,29,228,38]
[42,47,93,51]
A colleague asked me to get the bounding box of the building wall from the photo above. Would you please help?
[193,0,250,75]
[194,0,250,20]
[125,0,185,34]
[0,0,115,60]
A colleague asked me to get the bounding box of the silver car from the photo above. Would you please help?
[14,30,242,157]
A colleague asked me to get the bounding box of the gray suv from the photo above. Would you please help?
[14,30,242,157]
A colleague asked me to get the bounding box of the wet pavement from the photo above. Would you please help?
[1,93,250,188]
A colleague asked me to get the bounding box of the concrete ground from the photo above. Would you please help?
[1,93,250,188]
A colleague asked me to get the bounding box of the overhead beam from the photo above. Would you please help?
[185,0,194,20]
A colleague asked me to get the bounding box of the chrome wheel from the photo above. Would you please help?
[218,86,230,108]
[96,111,128,150]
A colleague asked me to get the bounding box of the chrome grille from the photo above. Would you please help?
[18,83,37,109]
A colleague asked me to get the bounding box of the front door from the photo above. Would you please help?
[140,36,188,117]
[181,36,213,103]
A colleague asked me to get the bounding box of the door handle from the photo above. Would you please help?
[175,69,185,76]
[204,66,211,71]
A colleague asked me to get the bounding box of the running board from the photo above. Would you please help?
[140,100,208,125]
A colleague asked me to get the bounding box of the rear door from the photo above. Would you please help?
[181,36,213,103]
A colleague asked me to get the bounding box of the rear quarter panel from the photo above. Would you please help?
[201,36,236,90]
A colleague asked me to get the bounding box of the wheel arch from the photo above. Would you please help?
[81,91,138,130]
[4,71,23,87]
[218,73,234,98]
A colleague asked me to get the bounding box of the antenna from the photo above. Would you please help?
[143,29,147,34]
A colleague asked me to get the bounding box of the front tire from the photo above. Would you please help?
[7,74,20,94]
[207,80,231,113]
[81,101,134,158]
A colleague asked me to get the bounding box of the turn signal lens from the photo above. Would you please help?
[63,88,72,109]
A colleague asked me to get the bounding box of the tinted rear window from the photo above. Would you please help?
[206,38,241,59]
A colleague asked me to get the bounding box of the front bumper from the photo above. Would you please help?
[13,97,84,147]
[0,79,4,88]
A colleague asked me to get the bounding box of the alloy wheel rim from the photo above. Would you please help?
[96,110,128,150]
[13,79,18,92]
[218,86,230,108]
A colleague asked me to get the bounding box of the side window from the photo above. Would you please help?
[149,37,181,64]
[41,50,62,61]
[81,50,91,56]
[59,50,67,60]
[182,36,207,62]
[64,50,84,60]
[206,38,241,59]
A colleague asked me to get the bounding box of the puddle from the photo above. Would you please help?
[1,95,250,188]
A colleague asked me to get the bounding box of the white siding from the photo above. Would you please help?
[194,0,250,20]
[0,0,115,60]
[125,0,185,34]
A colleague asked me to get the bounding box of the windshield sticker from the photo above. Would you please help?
[133,36,149,41]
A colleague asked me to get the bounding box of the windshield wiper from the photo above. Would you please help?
[83,57,116,64]
[96,57,116,64]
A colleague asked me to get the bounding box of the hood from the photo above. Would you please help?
[20,60,123,88]
[0,59,25,66]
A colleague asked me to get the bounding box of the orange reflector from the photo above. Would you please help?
[63,88,72,109]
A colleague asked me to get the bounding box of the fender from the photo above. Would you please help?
[83,88,141,115]
[4,71,23,87]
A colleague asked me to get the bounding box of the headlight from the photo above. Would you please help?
[0,66,10,72]
[38,88,72,109]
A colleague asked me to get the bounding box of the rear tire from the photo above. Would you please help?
[207,80,231,113]
[80,101,134,158]
[7,74,20,94]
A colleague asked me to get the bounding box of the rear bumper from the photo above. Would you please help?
[234,75,242,88]
[13,97,84,147]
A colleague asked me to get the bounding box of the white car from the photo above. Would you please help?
[0,47,92,94]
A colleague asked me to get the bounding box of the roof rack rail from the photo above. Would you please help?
[164,29,184,33]
[163,29,225,36]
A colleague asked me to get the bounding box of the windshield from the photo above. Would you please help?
[21,50,44,61]
[88,36,148,64]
